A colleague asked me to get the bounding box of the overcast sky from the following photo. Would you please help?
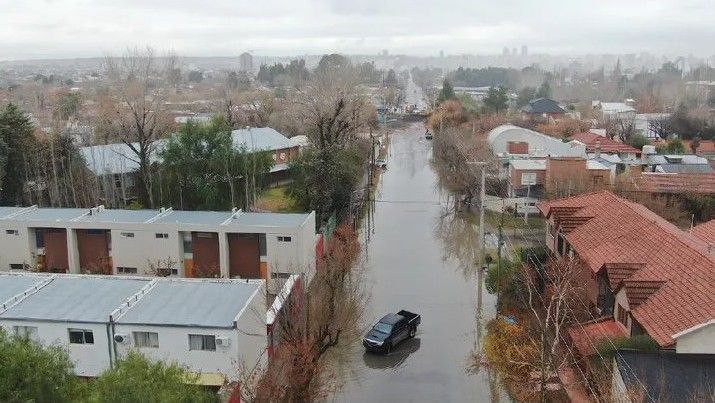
[1,0,713,60]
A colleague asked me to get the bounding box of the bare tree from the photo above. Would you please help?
[103,46,173,208]
[648,115,673,140]
[292,67,375,151]
[605,116,637,142]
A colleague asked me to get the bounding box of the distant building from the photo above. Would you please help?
[520,98,567,119]
[502,47,509,56]
[239,52,253,73]
[521,45,528,56]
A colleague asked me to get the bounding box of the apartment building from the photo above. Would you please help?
[0,273,266,383]
[0,206,317,293]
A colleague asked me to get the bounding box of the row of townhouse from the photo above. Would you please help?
[537,191,715,400]
[0,206,318,293]
[0,272,267,385]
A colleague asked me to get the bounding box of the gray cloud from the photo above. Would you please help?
[0,0,713,60]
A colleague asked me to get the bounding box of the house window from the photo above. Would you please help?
[259,233,267,256]
[279,152,286,160]
[68,329,94,344]
[133,331,159,348]
[120,232,134,238]
[157,268,178,276]
[35,231,45,248]
[271,272,292,279]
[182,234,192,254]
[616,304,629,326]
[155,233,169,239]
[9,264,25,270]
[188,334,216,351]
[13,325,38,339]
[117,267,138,274]
[5,229,18,235]
[521,172,537,186]
[277,236,292,243]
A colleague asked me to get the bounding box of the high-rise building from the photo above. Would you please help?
[512,47,518,56]
[238,52,253,73]
[439,50,444,58]
[502,47,509,56]
[521,45,528,56]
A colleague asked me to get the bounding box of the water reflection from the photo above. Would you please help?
[362,337,421,371]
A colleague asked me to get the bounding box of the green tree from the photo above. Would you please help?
[160,117,273,210]
[53,92,81,121]
[0,103,36,205]
[316,53,351,73]
[657,138,686,154]
[627,134,650,150]
[287,147,363,224]
[456,93,479,113]
[0,330,85,402]
[515,86,536,108]
[482,86,509,113]
[437,79,456,103]
[535,80,552,99]
[90,351,215,403]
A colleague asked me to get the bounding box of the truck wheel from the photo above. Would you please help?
[409,326,416,338]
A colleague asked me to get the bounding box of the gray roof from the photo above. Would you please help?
[76,209,161,224]
[232,127,294,152]
[80,142,145,175]
[657,164,714,174]
[0,207,27,219]
[616,350,715,401]
[521,98,566,114]
[8,208,88,222]
[117,280,261,328]
[232,212,309,228]
[509,159,546,170]
[1,276,149,323]
[152,210,235,226]
[0,274,45,304]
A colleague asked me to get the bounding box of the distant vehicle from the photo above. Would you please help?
[363,310,421,354]
[425,130,433,140]
[375,159,388,168]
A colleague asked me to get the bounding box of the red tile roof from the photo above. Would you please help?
[634,173,715,194]
[567,318,625,358]
[570,132,641,155]
[692,219,715,245]
[538,190,715,347]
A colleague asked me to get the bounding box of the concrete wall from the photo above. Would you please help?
[110,229,182,276]
[675,322,715,354]
[0,225,33,270]
[1,320,112,377]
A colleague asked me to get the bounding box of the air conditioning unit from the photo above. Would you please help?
[113,333,129,344]
[215,336,231,347]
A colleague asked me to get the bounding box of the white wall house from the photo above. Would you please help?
[0,206,317,293]
[0,273,267,384]
[672,320,715,354]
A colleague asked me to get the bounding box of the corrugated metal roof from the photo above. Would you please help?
[152,210,235,226]
[79,143,144,175]
[231,212,309,228]
[0,207,27,219]
[0,274,46,304]
[9,208,88,222]
[117,280,260,328]
[0,276,150,323]
[232,127,294,152]
[76,209,161,224]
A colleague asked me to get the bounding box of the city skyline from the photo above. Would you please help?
[1,0,714,61]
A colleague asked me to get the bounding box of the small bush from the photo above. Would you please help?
[595,335,659,359]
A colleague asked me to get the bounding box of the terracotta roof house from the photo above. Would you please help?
[569,132,640,157]
[632,172,715,195]
[691,219,715,245]
[538,191,715,348]
[683,139,715,156]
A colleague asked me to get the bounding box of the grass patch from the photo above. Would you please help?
[256,186,301,213]
[485,210,544,229]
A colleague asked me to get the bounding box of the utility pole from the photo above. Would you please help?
[524,183,531,224]
[467,161,487,268]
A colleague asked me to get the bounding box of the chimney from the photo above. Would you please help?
[594,141,601,159]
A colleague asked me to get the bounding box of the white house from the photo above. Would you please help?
[0,206,318,294]
[0,273,267,384]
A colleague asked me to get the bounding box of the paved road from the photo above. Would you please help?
[331,123,504,402]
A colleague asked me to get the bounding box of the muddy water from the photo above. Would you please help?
[330,124,505,402]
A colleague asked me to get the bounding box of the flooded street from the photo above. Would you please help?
[331,123,503,402]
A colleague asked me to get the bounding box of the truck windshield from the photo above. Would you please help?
[374,322,393,334]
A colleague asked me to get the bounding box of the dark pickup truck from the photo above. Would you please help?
[363,310,421,354]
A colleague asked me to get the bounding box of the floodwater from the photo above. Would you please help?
[330,123,505,402]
